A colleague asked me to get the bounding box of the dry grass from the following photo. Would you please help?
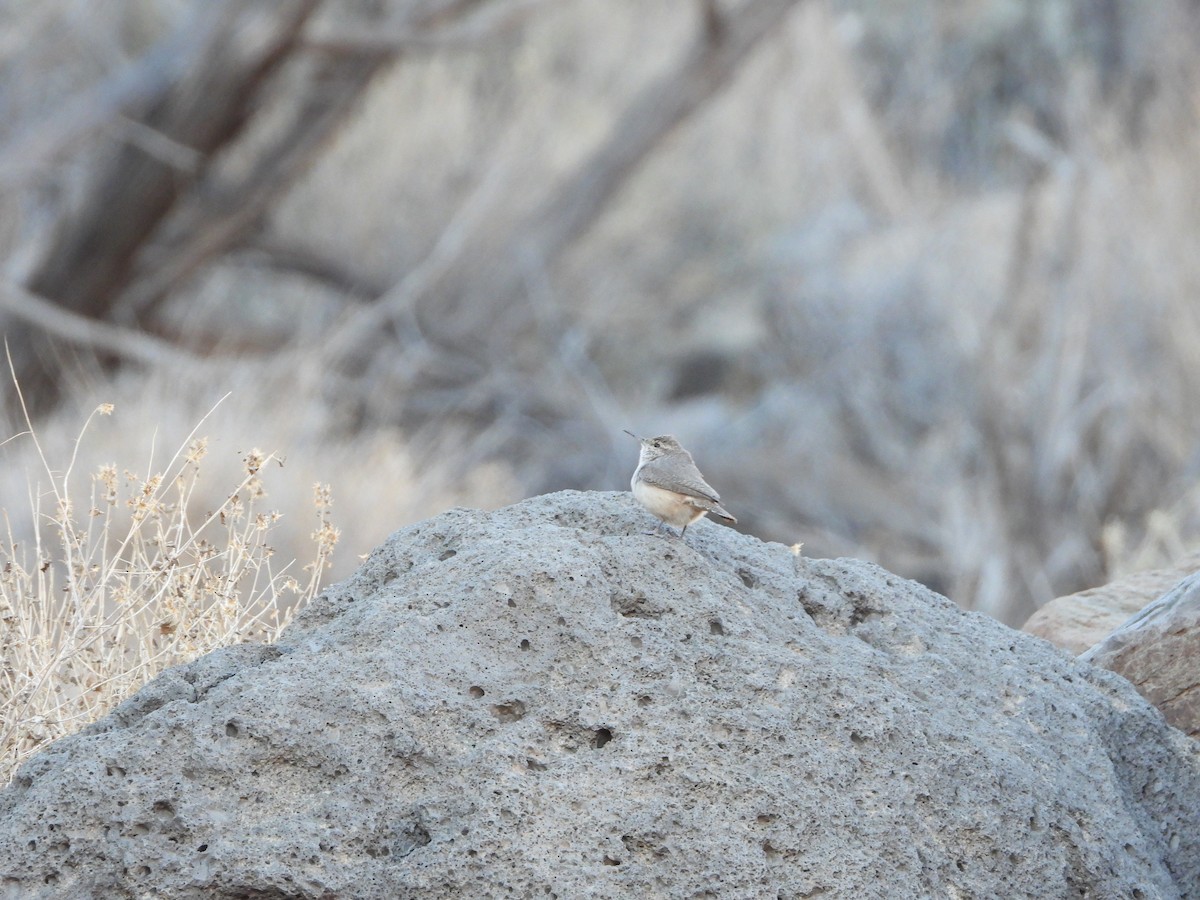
[0,378,339,785]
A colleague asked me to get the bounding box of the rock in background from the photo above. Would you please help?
[1081,571,1200,741]
[0,492,1197,898]
[1023,551,1200,655]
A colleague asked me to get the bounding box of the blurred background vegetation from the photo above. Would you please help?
[3,0,1200,627]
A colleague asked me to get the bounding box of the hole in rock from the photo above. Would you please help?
[637,696,652,707]
[709,619,724,635]
[519,639,531,651]
[105,765,125,778]
[438,548,457,561]
[225,722,239,738]
[602,855,621,866]
[508,598,517,608]
[468,686,485,699]
[592,728,613,749]
[152,801,174,819]
[611,594,665,619]
[850,732,866,745]
[490,701,527,723]
[196,844,208,853]
[738,568,758,588]
[762,840,779,860]
[629,636,642,648]
[526,758,548,772]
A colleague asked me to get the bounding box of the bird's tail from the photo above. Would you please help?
[709,503,736,524]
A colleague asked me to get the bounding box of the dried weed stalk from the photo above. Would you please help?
[0,383,338,784]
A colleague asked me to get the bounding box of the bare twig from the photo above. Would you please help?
[520,0,806,267]
[305,0,550,56]
[322,129,522,363]
[116,54,383,318]
[0,4,227,190]
[239,237,389,297]
[0,280,207,372]
[408,0,807,352]
[118,0,533,319]
[4,1,322,413]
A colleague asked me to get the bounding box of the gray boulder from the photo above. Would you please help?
[1,491,1198,898]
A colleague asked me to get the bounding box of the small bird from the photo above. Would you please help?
[624,430,736,538]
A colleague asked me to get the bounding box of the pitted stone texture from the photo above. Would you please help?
[1,491,1198,899]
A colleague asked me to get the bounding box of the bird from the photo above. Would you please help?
[624,430,736,538]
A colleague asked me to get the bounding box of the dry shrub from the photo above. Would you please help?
[0,388,338,785]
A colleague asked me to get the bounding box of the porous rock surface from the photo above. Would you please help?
[2,491,1199,899]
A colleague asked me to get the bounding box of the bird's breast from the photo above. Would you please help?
[632,478,707,527]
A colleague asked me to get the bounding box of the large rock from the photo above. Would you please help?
[1,491,1198,898]
[1081,571,1200,740]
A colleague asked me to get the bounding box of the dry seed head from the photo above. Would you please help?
[254,511,283,531]
[244,449,265,476]
[312,521,340,554]
[96,403,114,416]
[128,474,164,520]
[185,437,208,464]
[313,482,333,512]
[96,464,117,500]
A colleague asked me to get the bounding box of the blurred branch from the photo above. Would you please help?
[120,0,530,319]
[520,0,805,265]
[0,4,227,190]
[409,0,807,350]
[117,53,385,318]
[334,0,807,449]
[323,130,522,362]
[240,237,389,297]
[0,280,205,372]
[26,1,321,318]
[5,1,322,415]
[305,0,549,56]
[109,117,206,174]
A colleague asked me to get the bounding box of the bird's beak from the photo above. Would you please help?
[623,429,643,442]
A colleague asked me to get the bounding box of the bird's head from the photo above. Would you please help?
[624,430,683,462]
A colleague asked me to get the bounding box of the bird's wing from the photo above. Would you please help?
[638,459,722,505]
